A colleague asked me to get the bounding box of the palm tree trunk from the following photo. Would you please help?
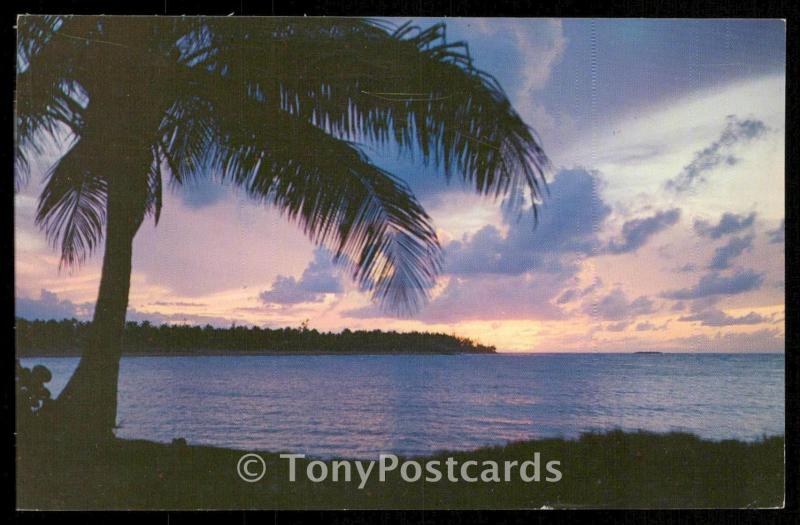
[46,175,141,443]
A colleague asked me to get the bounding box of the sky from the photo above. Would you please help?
[14,18,786,352]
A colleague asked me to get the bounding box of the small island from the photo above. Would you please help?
[15,318,496,357]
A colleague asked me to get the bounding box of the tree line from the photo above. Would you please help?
[15,318,496,356]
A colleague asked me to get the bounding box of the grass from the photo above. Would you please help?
[16,430,784,510]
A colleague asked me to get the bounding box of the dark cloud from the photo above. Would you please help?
[768,219,784,244]
[661,269,763,300]
[678,305,767,327]
[666,116,768,193]
[606,208,681,254]
[674,263,697,273]
[583,288,655,321]
[708,235,754,270]
[15,289,90,321]
[260,248,342,305]
[445,168,611,276]
[694,212,756,239]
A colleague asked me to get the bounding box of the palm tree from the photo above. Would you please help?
[15,16,549,441]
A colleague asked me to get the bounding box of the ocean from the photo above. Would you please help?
[21,353,784,458]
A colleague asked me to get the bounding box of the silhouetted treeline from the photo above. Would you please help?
[15,318,496,356]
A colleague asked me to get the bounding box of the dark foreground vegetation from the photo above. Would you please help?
[16,428,784,510]
[15,317,496,356]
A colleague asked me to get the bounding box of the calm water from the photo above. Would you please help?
[22,353,784,458]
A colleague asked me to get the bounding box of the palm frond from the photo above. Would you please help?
[189,18,550,214]
[15,16,93,190]
[19,16,551,314]
[16,15,62,70]
[163,88,442,315]
[35,138,107,269]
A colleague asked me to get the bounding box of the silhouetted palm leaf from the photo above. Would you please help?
[194,18,548,206]
[17,16,550,314]
[36,138,107,268]
[164,86,442,314]
[15,16,95,188]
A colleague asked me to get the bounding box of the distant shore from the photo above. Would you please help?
[17,429,784,509]
[20,348,480,358]
[16,317,496,358]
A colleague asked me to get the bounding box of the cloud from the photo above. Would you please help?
[150,301,208,307]
[555,288,578,305]
[471,18,567,94]
[708,234,754,270]
[14,289,242,327]
[125,308,238,328]
[669,328,783,353]
[345,270,571,323]
[556,278,602,305]
[694,212,756,239]
[768,219,784,244]
[662,269,764,300]
[678,305,767,327]
[635,321,667,331]
[606,321,633,332]
[666,115,769,193]
[419,274,569,323]
[583,288,656,321]
[445,168,611,275]
[343,168,612,324]
[259,248,342,305]
[606,208,681,254]
[15,289,90,321]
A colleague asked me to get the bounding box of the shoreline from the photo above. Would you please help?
[18,349,483,358]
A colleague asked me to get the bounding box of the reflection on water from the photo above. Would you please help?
[22,353,784,458]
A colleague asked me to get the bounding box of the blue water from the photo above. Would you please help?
[21,353,784,458]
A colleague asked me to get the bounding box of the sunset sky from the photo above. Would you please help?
[15,18,785,352]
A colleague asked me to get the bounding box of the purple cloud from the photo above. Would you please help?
[260,248,342,305]
[606,320,633,332]
[694,212,756,239]
[15,289,89,321]
[678,306,767,327]
[666,116,768,193]
[606,208,681,254]
[708,234,754,270]
[767,219,784,244]
[662,269,764,300]
[669,328,783,353]
[445,168,611,276]
[583,288,655,321]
